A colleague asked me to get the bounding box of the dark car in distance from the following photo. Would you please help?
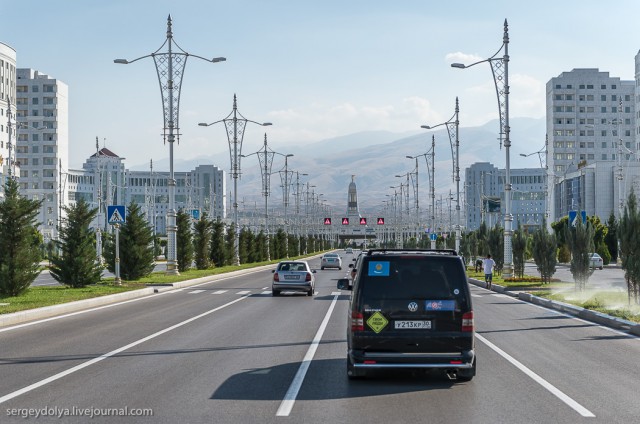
[337,248,475,381]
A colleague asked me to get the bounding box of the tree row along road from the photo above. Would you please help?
[1,257,639,423]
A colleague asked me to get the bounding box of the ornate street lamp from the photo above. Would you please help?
[451,20,512,277]
[115,15,225,275]
[199,95,271,265]
[422,97,460,253]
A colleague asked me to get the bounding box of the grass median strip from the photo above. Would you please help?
[0,255,322,315]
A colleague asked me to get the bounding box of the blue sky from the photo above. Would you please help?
[2,0,640,169]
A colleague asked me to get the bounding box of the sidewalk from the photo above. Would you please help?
[468,277,640,337]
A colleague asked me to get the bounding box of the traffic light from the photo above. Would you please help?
[377,217,385,225]
[342,218,349,225]
[359,217,367,225]
[324,217,332,225]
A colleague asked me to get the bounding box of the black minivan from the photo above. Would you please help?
[337,249,475,381]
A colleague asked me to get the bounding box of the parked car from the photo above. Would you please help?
[321,253,343,270]
[272,261,316,296]
[589,253,604,270]
[337,248,475,381]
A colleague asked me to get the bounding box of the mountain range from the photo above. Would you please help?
[129,117,546,213]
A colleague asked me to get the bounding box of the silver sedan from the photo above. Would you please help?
[320,253,342,270]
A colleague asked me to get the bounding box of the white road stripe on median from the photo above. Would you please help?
[0,295,251,405]
[276,293,340,417]
[476,333,595,418]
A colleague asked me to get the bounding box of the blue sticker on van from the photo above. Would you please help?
[425,300,456,311]
[368,261,390,277]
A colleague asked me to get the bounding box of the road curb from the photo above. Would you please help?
[2,255,329,329]
[469,278,640,336]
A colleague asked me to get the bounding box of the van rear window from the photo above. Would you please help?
[359,256,466,301]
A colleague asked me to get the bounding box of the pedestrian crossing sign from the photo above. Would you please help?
[107,205,126,224]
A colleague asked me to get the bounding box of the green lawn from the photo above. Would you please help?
[1,254,323,315]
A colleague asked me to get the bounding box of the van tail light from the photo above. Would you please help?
[273,272,280,282]
[462,311,474,332]
[351,311,364,332]
[305,273,312,282]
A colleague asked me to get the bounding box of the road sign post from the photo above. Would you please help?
[107,206,126,285]
[114,224,122,285]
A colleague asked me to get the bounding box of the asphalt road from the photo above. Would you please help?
[3,255,640,423]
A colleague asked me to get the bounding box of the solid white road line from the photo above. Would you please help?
[261,291,272,295]
[476,333,595,418]
[0,295,251,405]
[276,293,340,417]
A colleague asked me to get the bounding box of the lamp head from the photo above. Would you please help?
[211,57,226,63]
[198,123,208,126]
[451,63,466,69]
[114,59,129,64]
[519,153,527,157]
[262,122,273,126]
[421,125,431,129]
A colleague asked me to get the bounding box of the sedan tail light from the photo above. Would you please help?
[351,311,364,331]
[305,273,312,282]
[462,311,474,332]
[273,272,280,282]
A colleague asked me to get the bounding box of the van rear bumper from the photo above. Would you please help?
[350,349,475,369]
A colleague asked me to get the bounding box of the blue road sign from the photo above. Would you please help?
[191,209,200,220]
[107,205,126,224]
[568,210,587,227]
[430,233,437,241]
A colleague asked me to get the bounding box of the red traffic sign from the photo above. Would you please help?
[342,218,349,225]
[377,217,385,225]
[323,217,332,225]
[359,217,367,225]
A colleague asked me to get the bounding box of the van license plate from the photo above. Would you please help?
[394,320,431,329]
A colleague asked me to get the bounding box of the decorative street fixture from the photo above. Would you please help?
[422,97,460,253]
[199,95,271,265]
[407,136,435,248]
[451,20,512,277]
[115,15,225,275]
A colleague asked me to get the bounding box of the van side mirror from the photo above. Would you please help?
[337,278,352,290]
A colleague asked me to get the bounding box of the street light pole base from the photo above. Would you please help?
[165,262,180,276]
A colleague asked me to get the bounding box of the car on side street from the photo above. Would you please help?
[272,261,316,296]
[589,253,604,270]
[345,247,353,254]
[321,253,343,270]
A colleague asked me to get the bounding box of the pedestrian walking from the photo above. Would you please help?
[483,254,495,290]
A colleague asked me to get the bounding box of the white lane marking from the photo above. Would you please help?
[261,291,272,295]
[212,290,228,295]
[262,287,268,290]
[276,293,340,417]
[0,295,251,405]
[476,333,595,417]
[188,290,205,294]
[471,294,482,298]
[331,292,342,296]
[236,290,251,295]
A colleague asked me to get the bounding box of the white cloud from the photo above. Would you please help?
[445,52,484,65]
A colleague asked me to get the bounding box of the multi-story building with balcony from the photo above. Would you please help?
[0,42,17,199]
[15,68,69,241]
[546,68,637,223]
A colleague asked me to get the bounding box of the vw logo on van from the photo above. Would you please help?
[408,302,418,312]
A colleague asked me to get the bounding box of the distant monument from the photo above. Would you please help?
[347,175,361,219]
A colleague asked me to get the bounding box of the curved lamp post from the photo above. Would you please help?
[451,19,512,277]
[115,15,225,275]
[199,96,271,265]
[422,97,460,253]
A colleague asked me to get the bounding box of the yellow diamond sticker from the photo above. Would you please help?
[366,311,389,333]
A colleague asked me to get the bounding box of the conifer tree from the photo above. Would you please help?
[176,208,194,272]
[193,213,212,269]
[209,219,227,267]
[49,198,103,288]
[619,189,640,304]
[566,217,595,291]
[487,224,504,273]
[0,179,42,296]
[103,202,154,280]
[225,224,237,264]
[512,224,527,278]
[604,211,618,263]
[532,219,557,284]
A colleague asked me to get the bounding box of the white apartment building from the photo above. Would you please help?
[15,68,69,242]
[67,147,226,236]
[546,68,637,223]
[0,42,17,200]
